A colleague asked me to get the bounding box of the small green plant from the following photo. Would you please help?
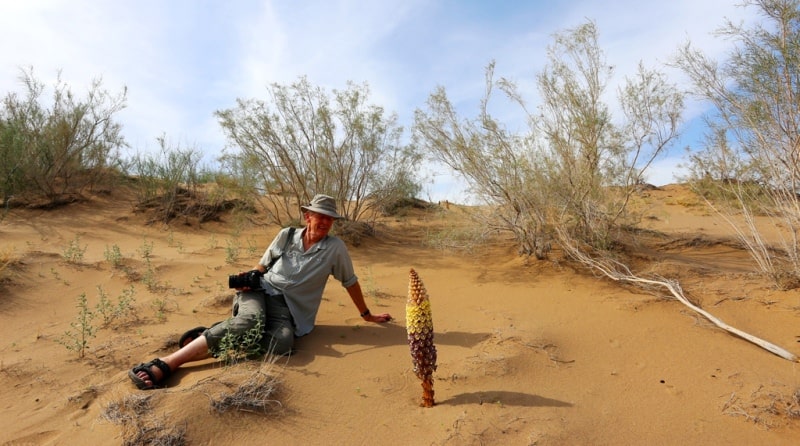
[62,234,88,264]
[58,293,97,358]
[141,258,158,291]
[103,244,123,268]
[49,266,69,285]
[207,235,218,250]
[94,285,137,326]
[245,238,260,256]
[150,297,169,322]
[225,238,240,264]
[137,239,154,259]
[116,286,137,319]
[215,316,264,366]
[167,230,187,252]
[95,286,113,324]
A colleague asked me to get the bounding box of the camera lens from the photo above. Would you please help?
[228,270,263,289]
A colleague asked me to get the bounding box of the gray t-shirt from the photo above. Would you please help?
[259,227,358,336]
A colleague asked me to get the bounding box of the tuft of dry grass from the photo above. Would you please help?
[208,359,284,415]
[102,393,153,425]
[422,224,489,254]
[191,355,285,416]
[0,247,18,284]
[101,393,187,446]
[722,385,800,429]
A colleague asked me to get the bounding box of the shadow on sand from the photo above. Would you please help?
[439,390,572,408]
[287,323,491,364]
[164,322,491,384]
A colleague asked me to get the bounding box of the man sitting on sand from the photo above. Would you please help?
[129,194,392,390]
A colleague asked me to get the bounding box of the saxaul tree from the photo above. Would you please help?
[412,19,800,363]
[675,0,800,289]
[215,77,421,225]
[0,67,127,207]
[413,21,683,256]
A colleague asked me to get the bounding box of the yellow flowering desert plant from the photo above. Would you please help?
[406,268,437,407]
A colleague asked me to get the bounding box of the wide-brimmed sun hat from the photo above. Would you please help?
[301,194,344,219]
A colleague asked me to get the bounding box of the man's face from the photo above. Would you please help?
[305,211,334,242]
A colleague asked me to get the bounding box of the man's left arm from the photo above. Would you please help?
[346,281,392,323]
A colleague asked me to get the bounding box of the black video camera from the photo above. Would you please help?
[228,269,264,289]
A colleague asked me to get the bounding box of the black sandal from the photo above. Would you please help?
[178,321,223,348]
[128,358,172,390]
[178,326,207,348]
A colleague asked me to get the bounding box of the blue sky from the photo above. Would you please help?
[0,1,762,203]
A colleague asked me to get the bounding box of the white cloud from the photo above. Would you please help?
[645,155,689,187]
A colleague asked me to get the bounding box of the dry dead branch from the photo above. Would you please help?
[557,229,799,363]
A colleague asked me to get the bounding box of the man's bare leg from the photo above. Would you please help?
[133,335,212,387]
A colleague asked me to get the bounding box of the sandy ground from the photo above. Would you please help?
[1,184,799,445]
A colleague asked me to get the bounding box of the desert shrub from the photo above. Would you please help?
[128,138,252,225]
[215,77,422,226]
[0,67,127,207]
[377,196,434,217]
[367,155,423,220]
[675,0,800,288]
[128,138,202,205]
[413,21,682,258]
[334,220,375,247]
[216,152,262,210]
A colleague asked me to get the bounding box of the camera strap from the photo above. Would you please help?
[265,227,296,272]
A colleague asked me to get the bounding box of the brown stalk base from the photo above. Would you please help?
[420,378,435,408]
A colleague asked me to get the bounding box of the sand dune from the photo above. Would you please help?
[1,184,798,445]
